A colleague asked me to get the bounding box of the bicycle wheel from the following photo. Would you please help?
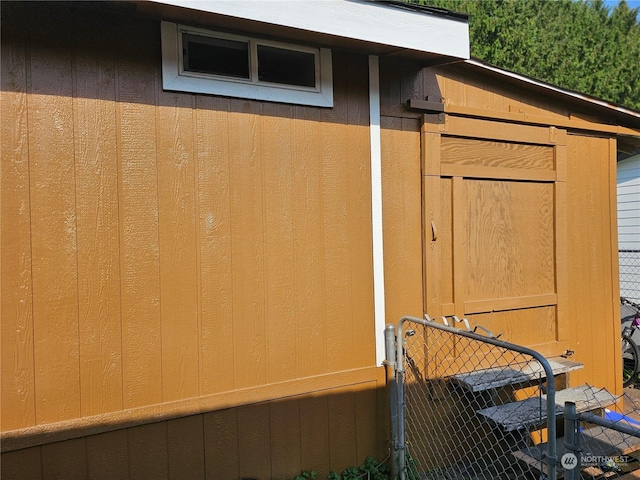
[622,332,640,387]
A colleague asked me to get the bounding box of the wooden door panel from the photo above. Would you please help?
[422,115,568,354]
[463,179,555,303]
[466,307,557,347]
[441,136,555,172]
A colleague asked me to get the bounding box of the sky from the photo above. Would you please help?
[602,0,640,18]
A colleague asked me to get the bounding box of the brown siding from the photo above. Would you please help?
[380,116,424,322]
[379,57,622,393]
[1,3,385,478]
[0,382,385,480]
[566,134,622,394]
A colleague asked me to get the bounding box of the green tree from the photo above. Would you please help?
[414,0,640,110]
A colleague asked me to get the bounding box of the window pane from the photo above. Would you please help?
[257,45,316,88]
[183,33,249,79]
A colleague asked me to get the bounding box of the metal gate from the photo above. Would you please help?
[385,315,558,480]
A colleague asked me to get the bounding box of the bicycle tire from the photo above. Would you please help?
[622,332,640,387]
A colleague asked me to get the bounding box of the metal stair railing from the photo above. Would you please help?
[385,315,558,480]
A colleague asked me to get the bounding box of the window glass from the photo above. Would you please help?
[183,33,249,79]
[257,45,316,88]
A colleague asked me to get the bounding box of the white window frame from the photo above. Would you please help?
[161,21,333,107]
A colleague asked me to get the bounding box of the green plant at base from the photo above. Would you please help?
[359,456,391,480]
[339,466,360,480]
[293,456,392,480]
[294,471,317,480]
[405,452,421,480]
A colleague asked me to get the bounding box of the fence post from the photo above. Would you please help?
[384,324,400,479]
[396,318,411,480]
[564,401,581,480]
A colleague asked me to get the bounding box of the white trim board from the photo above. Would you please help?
[369,55,386,366]
[151,0,470,60]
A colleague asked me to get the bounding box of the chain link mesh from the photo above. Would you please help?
[400,319,555,480]
[561,390,640,479]
[620,250,640,304]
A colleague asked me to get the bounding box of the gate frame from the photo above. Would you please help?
[385,315,558,480]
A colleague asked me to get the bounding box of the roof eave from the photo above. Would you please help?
[146,0,470,61]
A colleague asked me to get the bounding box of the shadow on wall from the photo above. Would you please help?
[0,384,390,480]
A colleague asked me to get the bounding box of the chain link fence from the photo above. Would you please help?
[620,250,640,304]
[560,390,640,479]
[386,315,640,480]
[386,316,560,480]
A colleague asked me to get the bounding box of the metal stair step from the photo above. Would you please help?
[513,425,640,478]
[477,384,618,431]
[451,356,583,392]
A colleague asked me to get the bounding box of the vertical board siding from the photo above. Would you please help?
[41,438,88,479]
[0,382,384,480]
[167,416,206,480]
[157,91,200,402]
[380,116,424,322]
[328,389,359,472]
[117,55,163,409]
[229,99,268,390]
[85,430,130,480]
[269,400,303,476]
[262,102,297,384]
[299,396,332,475]
[1,36,36,430]
[127,422,169,479]
[566,134,618,392]
[237,404,273,479]
[28,35,81,424]
[0,448,43,479]
[196,96,235,396]
[204,408,240,478]
[292,106,328,377]
[74,39,123,417]
[2,5,382,477]
[321,54,355,374]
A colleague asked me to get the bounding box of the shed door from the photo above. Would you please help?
[422,114,569,357]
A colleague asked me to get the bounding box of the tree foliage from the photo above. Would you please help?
[415,0,640,110]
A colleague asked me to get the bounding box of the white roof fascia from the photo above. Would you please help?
[149,0,470,60]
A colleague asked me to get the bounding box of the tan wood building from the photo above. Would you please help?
[2,1,640,478]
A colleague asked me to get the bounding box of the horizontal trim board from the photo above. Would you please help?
[464,293,558,315]
[1,366,381,452]
[433,116,561,146]
[445,104,640,137]
[150,0,470,59]
[439,164,557,182]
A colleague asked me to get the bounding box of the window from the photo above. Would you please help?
[161,22,333,107]
[182,34,250,79]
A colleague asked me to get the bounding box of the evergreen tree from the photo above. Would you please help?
[415,0,640,110]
